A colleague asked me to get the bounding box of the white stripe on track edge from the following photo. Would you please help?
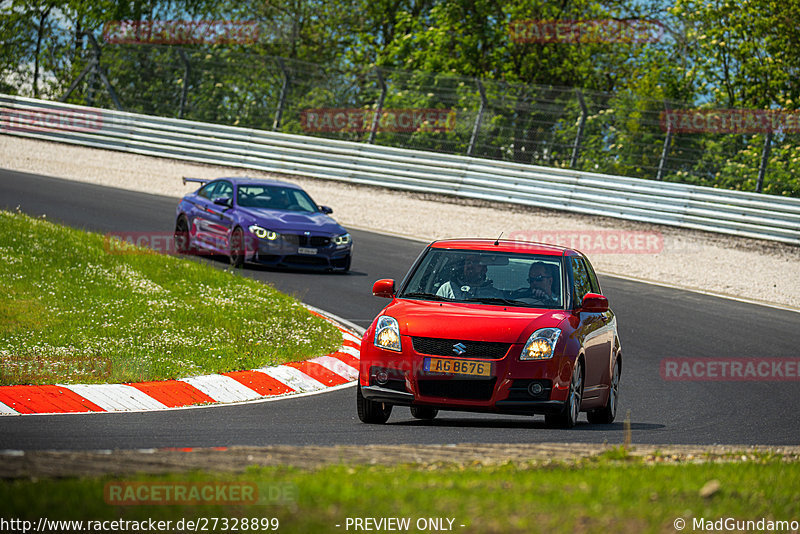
[339,345,360,358]
[0,401,18,415]
[180,375,264,403]
[310,355,359,380]
[341,331,362,345]
[259,366,326,392]
[62,384,168,412]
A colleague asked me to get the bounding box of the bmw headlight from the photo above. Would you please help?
[333,233,351,246]
[248,225,279,240]
[520,328,561,360]
[374,316,401,352]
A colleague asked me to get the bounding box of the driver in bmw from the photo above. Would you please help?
[436,254,500,300]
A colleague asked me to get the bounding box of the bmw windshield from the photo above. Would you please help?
[236,184,318,212]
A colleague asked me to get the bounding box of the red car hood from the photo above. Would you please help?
[383,299,569,344]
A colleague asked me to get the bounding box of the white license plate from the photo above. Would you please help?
[297,247,317,255]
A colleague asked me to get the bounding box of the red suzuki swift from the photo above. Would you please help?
[357,239,621,428]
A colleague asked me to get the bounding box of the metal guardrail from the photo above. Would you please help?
[2,94,799,245]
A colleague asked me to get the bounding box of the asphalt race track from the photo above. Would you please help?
[1,168,799,449]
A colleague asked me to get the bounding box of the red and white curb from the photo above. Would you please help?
[0,308,363,416]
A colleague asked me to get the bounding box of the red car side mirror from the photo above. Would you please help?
[372,279,396,298]
[581,293,608,313]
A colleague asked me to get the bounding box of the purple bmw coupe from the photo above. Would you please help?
[175,177,352,271]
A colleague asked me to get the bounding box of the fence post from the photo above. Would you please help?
[178,49,190,119]
[272,58,290,131]
[467,80,486,157]
[569,89,588,168]
[756,131,772,193]
[86,33,122,110]
[60,58,96,103]
[368,68,386,144]
[60,33,122,110]
[656,102,672,181]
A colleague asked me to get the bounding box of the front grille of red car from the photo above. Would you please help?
[411,337,511,359]
[417,378,497,401]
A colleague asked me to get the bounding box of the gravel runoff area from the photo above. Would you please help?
[2,444,799,478]
[2,135,800,311]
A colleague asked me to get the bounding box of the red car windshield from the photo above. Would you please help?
[400,248,564,308]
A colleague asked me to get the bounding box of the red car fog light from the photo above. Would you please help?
[375,370,390,385]
[528,382,544,396]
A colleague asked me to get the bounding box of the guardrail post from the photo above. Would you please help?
[756,131,772,193]
[569,89,587,168]
[467,80,486,157]
[178,49,191,119]
[272,58,290,131]
[656,101,672,181]
[368,68,386,144]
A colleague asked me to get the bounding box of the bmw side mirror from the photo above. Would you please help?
[319,205,333,214]
[372,279,395,298]
[213,197,232,207]
[581,293,608,313]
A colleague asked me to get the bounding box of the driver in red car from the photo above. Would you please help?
[435,254,500,300]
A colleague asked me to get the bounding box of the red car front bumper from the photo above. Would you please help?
[359,333,575,415]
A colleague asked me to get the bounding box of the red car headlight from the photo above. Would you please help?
[374,316,401,352]
[520,328,561,360]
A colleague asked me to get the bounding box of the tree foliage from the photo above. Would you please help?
[1,0,798,196]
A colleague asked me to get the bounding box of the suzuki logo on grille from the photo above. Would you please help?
[453,343,467,355]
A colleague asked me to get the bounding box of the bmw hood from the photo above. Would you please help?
[239,208,345,235]
[383,299,569,344]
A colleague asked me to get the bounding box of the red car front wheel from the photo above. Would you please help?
[546,361,584,428]
[357,386,392,424]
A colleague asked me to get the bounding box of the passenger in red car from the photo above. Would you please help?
[435,254,499,299]
[510,262,559,303]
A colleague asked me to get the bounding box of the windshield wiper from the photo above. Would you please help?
[462,297,529,307]
[400,292,450,301]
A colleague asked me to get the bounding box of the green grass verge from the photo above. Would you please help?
[1,456,798,533]
[0,209,342,385]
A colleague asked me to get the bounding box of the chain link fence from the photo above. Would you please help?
[52,42,800,197]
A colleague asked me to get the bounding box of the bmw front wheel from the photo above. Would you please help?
[229,227,245,268]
